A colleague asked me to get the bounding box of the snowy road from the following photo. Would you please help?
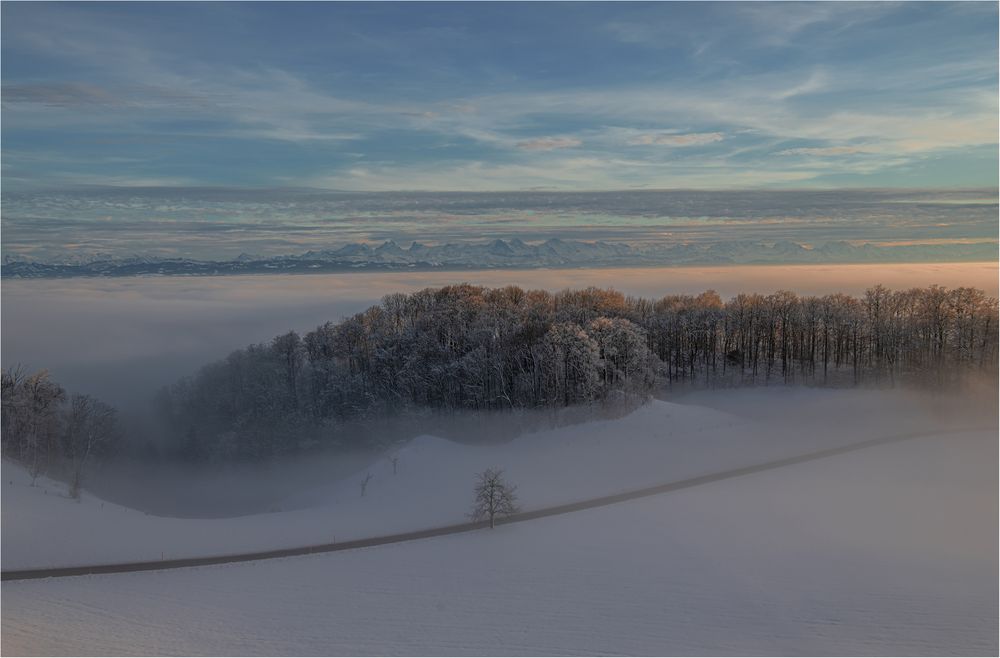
[3,424,988,583]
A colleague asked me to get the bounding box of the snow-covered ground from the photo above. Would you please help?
[3,388,988,570]
[3,414,996,655]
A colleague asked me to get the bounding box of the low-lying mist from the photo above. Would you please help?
[82,398,645,517]
[3,270,996,521]
[669,379,1000,429]
[77,385,997,519]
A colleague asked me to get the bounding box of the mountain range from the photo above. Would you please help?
[3,238,996,278]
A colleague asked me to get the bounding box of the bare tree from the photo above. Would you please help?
[471,467,519,529]
[24,372,66,485]
[388,454,399,475]
[360,472,373,497]
[159,283,998,461]
[61,394,118,499]
[2,367,65,484]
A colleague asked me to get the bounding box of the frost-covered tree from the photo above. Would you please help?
[61,394,118,499]
[157,283,998,462]
[1,369,66,483]
[1,367,120,495]
[587,317,654,391]
[471,467,519,529]
[540,322,601,406]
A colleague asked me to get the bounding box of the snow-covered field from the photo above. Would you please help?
[3,388,986,570]
[2,388,997,655]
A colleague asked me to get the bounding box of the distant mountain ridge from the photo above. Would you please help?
[3,238,996,278]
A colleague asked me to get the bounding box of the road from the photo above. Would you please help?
[2,425,987,582]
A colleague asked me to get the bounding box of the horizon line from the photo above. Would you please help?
[4,184,999,195]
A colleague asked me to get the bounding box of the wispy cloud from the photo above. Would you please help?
[778,145,872,157]
[515,136,582,151]
[2,83,123,108]
[732,2,894,47]
[628,132,724,147]
[1,2,996,191]
[304,156,822,192]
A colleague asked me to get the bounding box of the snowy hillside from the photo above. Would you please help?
[2,388,988,571]
[3,397,742,568]
[3,420,995,655]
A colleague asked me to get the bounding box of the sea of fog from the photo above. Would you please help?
[4,187,997,261]
[2,262,997,408]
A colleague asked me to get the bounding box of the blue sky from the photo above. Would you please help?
[2,2,998,191]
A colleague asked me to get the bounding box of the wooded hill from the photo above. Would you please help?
[158,283,998,462]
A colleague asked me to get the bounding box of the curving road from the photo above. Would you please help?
[2,425,989,582]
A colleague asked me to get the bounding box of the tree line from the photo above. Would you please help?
[158,283,998,463]
[1,368,119,497]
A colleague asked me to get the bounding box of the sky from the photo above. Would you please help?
[2,2,998,192]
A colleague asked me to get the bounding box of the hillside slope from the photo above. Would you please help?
[3,424,995,655]
[3,388,989,570]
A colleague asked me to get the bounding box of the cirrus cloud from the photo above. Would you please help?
[628,132,725,147]
[778,145,872,157]
[515,136,583,151]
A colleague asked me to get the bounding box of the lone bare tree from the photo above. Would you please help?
[360,472,373,497]
[471,468,519,529]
